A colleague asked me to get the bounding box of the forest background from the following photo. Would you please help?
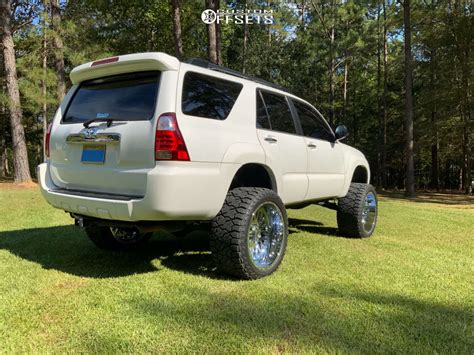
[0,0,472,196]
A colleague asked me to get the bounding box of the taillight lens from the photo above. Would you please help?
[45,123,52,158]
[155,113,190,161]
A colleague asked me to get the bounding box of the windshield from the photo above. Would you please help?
[63,71,160,123]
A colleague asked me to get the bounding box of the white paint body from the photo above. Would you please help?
[38,52,370,222]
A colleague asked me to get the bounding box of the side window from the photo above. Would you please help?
[256,92,271,129]
[260,91,296,134]
[293,100,334,141]
[182,72,243,120]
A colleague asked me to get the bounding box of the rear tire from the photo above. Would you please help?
[85,225,151,250]
[211,187,288,280]
[337,183,378,238]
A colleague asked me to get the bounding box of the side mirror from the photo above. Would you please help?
[335,125,348,141]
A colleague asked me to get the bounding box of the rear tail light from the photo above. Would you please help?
[155,112,190,161]
[45,123,52,158]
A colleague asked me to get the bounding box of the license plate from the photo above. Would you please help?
[81,145,106,164]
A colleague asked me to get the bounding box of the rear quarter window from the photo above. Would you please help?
[181,72,243,120]
[63,71,160,123]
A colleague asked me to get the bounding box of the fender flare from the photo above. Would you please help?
[221,142,281,191]
[340,158,371,197]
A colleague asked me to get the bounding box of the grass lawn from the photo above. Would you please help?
[0,186,472,353]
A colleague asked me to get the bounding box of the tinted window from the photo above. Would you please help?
[260,91,296,134]
[256,92,270,129]
[293,100,334,141]
[63,71,160,123]
[182,72,242,120]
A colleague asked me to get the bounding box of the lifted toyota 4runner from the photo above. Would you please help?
[38,52,378,279]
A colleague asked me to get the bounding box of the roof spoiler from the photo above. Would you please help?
[70,52,180,85]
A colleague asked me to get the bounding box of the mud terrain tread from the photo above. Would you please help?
[210,187,287,280]
[337,183,375,238]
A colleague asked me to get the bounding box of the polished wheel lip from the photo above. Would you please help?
[247,201,285,271]
[110,227,140,244]
[361,191,377,233]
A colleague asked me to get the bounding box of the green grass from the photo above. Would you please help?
[0,187,473,353]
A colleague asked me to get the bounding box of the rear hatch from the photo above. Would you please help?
[49,68,162,197]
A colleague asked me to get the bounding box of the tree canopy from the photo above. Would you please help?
[0,0,472,194]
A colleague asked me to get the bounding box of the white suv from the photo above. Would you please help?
[38,52,377,279]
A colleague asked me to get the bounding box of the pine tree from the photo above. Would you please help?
[402,0,415,197]
[0,0,31,183]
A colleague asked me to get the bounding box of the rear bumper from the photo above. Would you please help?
[37,161,232,222]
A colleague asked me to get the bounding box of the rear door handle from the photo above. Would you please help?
[264,136,278,143]
[307,142,317,149]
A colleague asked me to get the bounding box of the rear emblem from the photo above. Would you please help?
[84,127,98,139]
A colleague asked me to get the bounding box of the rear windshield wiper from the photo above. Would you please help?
[83,118,127,128]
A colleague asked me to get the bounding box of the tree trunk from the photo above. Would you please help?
[463,118,471,194]
[171,0,184,59]
[376,0,382,188]
[329,23,335,126]
[0,100,6,177]
[343,57,348,116]
[215,0,222,65]
[0,0,31,183]
[429,50,439,191]
[205,0,219,64]
[403,0,415,197]
[382,0,388,188]
[0,58,6,177]
[300,0,305,24]
[268,0,272,44]
[461,48,472,194]
[242,0,248,73]
[42,14,48,161]
[430,110,439,191]
[50,0,66,100]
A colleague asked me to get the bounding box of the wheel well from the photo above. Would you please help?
[351,166,368,183]
[229,164,276,191]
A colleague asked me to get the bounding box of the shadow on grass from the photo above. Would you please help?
[289,218,340,237]
[126,283,473,353]
[0,225,226,279]
[0,217,336,279]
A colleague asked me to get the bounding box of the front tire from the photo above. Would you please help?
[337,183,378,238]
[85,225,152,250]
[211,187,288,280]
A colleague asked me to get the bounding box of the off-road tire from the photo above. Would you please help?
[210,187,288,280]
[84,225,151,250]
[337,183,377,238]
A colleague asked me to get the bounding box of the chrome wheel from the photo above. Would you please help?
[361,192,377,233]
[247,202,285,270]
[110,227,140,244]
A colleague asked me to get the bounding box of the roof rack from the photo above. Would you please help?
[184,58,288,92]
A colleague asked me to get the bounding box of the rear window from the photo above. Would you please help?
[181,72,243,120]
[63,71,160,123]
